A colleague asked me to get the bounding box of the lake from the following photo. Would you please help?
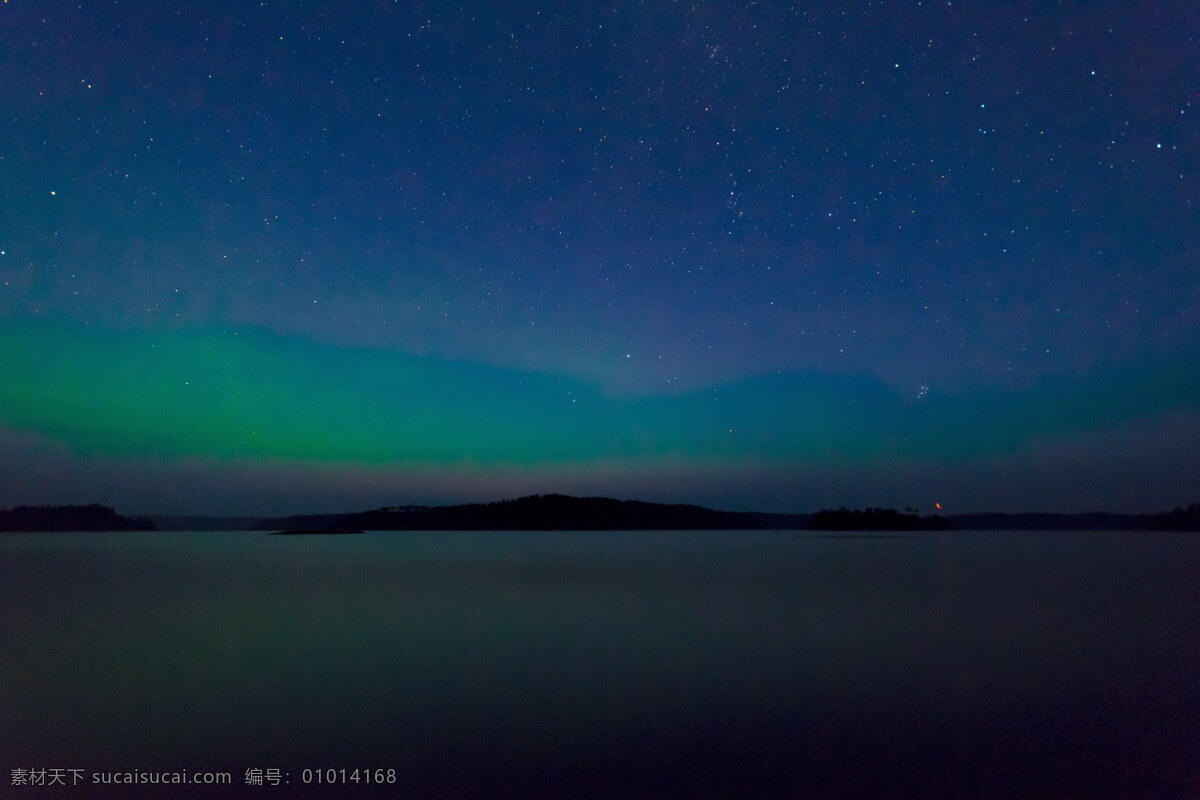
[2,530,1198,798]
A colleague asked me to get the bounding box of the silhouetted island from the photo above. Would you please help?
[809,507,950,531]
[6,497,1200,532]
[0,504,153,532]
[254,496,1200,532]
[948,504,1200,531]
[258,494,808,532]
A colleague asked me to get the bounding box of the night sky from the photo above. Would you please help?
[1,1,1196,515]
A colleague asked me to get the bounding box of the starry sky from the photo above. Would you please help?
[1,1,1197,515]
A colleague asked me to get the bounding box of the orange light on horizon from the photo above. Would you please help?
[935,502,943,509]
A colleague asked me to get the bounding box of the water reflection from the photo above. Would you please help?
[2,530,1198,798]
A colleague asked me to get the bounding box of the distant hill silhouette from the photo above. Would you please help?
[5,497,1199,532]
[1142,503,1200,531]
[256,496,1200,532]
[0,504,153,532]
[949,503,1200,532]
[810,507,949,531]
[256,494,812,532]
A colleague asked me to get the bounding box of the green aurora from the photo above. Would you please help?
[2,321,1196,473]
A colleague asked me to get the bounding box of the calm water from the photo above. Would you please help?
[2,530,1198,799]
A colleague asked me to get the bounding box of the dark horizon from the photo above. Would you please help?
[4,491,1195,527]
[135,495,1200,522]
